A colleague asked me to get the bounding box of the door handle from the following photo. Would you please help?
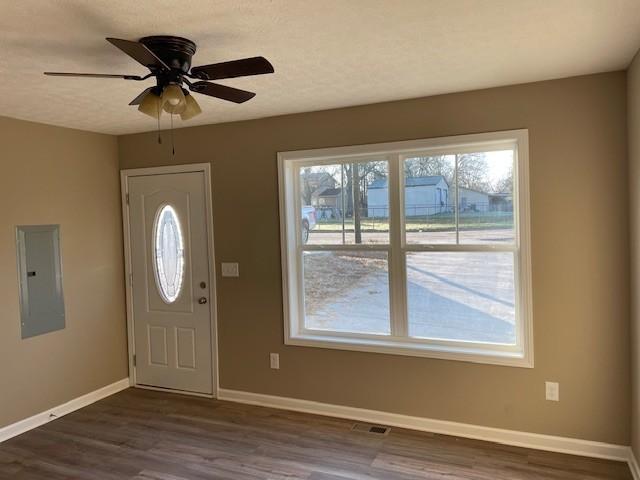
[198,297,208,305]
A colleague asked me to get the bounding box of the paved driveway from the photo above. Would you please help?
[304,239,516,344]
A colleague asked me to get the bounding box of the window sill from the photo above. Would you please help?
[286,332,533,368]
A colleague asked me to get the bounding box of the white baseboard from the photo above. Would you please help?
[0,378,129,443]
[218,388,629,463]
[629,447,640,480]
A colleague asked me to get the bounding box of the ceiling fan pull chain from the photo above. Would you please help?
[157,106,162,145]
[170,114,175,156]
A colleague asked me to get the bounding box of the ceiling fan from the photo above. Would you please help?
[44,36,274,120]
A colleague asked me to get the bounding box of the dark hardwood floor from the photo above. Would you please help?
[0,388,632,479]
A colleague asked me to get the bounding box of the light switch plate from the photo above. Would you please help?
[221,262,239,277]
[270,353,280,369]
[545,381,559,401]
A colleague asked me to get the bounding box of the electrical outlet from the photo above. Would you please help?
[270,353,280,370]
[221,262,239,277]
[545,381,559,401]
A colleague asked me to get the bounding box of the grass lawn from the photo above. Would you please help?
[314,213,513,232]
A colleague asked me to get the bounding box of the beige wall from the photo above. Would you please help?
[629,51,640,459]
[0,117,128,428]
[119,72,630,445]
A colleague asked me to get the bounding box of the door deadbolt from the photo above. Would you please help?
[200,281,206,289]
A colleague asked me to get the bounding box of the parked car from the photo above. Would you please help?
[301,206,317,244]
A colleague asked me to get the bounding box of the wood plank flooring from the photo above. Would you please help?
[0,388,632,479]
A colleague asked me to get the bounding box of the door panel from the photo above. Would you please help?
[128,171,213,394]
[148,325,168,366]
[176,327,197,369]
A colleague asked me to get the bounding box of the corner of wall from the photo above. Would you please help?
[627,47,640,462]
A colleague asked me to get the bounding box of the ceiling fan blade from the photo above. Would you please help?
[44,72,144,80]
[129,87,155,105]
[190,56,274,81]
[106,37,169,71]
[190,81,256,103]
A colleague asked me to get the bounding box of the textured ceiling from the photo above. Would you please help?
[2,0,640,135]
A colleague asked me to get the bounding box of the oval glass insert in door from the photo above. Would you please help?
[153,205,185,303]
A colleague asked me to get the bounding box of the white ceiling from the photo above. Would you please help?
[2,0,640,135]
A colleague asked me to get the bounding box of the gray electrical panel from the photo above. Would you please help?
[16,225,65,338]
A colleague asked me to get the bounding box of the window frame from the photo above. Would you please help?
[278,130,533,367]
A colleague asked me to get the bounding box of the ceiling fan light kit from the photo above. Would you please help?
[44,35,274,121]
[137,91,163,118]
[161,84,187,114]
[181,94,202,121]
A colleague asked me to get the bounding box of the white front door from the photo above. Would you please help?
[126,169,214,395]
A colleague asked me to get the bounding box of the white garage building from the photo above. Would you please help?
[458,187,490,212]
[367,176,451,217]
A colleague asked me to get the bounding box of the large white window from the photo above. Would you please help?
[278,130,532,367]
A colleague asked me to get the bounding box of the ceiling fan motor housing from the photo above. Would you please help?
[139,35,196,87]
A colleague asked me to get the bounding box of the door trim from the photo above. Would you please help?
[120,163,219,398]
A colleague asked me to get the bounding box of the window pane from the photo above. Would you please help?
[303,251,390,335]
[407,252,516,344]
[359,160,389,244]
[300,164,348,245]
[404,155,456,244]
[457,150,514,244]
[302,161,389,245]
[153,205,185,303]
